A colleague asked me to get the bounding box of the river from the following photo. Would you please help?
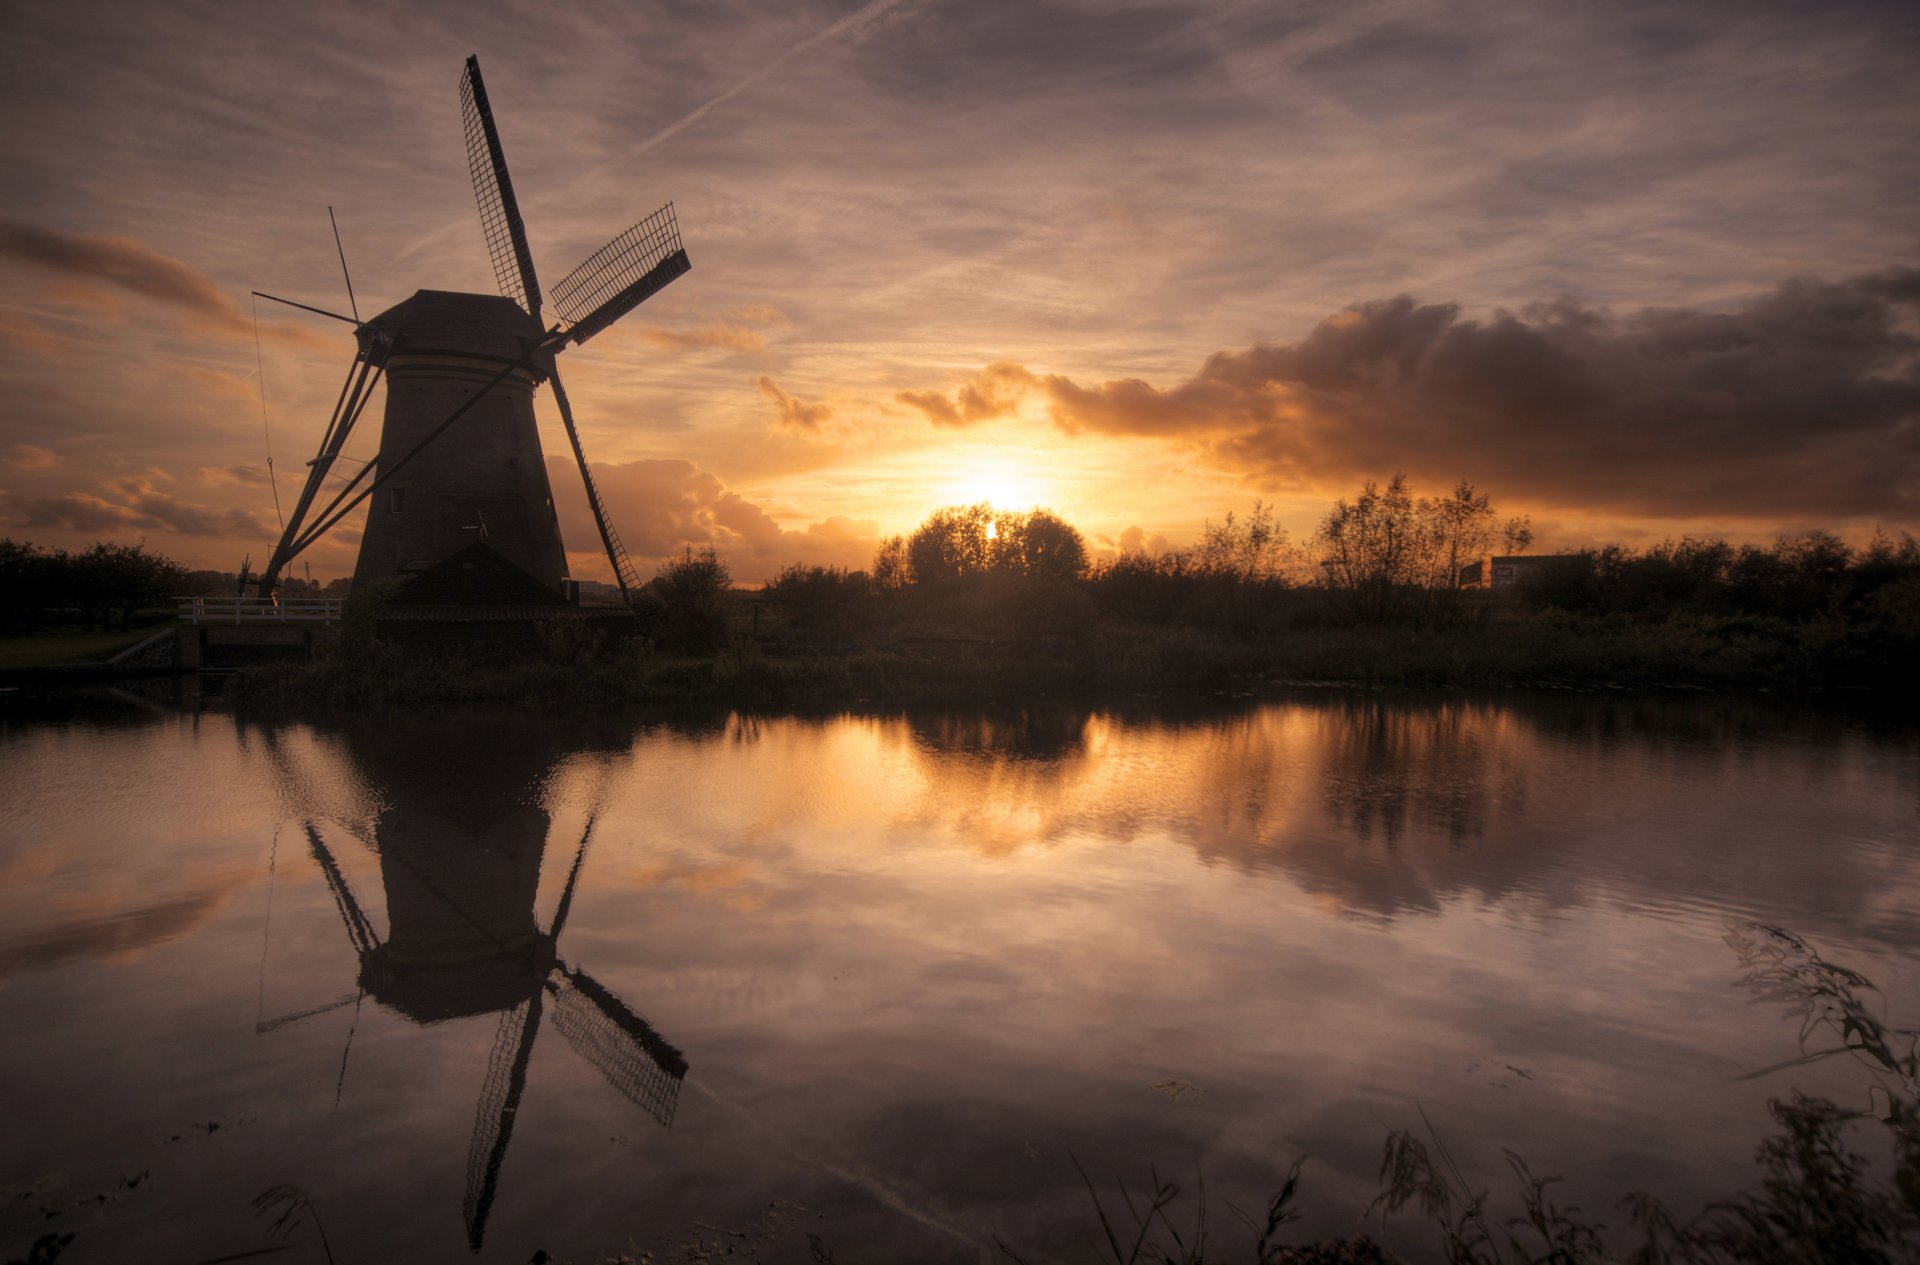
[1,689,1915,1263]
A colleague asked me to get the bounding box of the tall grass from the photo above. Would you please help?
[1006,926,1920,1265]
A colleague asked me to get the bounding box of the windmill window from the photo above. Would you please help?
[388,488,405,513]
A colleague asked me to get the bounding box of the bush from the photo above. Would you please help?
[648,548,732,655]
[763,564,872,639]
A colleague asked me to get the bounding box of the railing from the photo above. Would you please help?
[177,598,343,625]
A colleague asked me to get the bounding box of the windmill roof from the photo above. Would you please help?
[360,289,551,374]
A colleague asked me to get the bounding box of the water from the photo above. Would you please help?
[1,690,1915,1263]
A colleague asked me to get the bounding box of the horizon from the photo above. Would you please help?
[2,1,1916,584]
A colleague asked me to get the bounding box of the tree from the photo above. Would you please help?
[899,503,1088,585]
[996,508,1089,582]
[1314,475,1529,621]
[647,547,732,654]
[871,536,910,591]
[44,542,187,630]
[0,539,55,631]
[1194,499,1294,579]
[906,504,996,584]
[763,563,871,637]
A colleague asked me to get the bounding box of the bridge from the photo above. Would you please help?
[177,597,343,625]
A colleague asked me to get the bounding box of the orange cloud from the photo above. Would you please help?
[170,364,260,403]
[757,376,834,432]
[199,463,271,487]
[547,455,878,580]
[895,361,1038,427]
[3,444,56,470]
[640,320,767,353]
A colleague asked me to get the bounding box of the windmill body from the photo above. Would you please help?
[256,55,689,609]
[351,290,568,596]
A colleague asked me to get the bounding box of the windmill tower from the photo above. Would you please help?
[257,56,690,607]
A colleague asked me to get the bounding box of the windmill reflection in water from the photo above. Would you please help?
[255,728,687,1252]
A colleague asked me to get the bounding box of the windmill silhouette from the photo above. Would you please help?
[255,721,687,1253]
[257,55,690,608]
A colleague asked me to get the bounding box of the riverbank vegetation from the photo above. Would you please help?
[979,925,1919,1265]
[20,475,1917,703]
[228,476,1920,710]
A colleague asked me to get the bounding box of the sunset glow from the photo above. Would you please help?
[0,3,1914,582]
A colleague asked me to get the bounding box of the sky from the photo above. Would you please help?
[0,0,1915,583]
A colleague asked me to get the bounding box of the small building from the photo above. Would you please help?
[1459,555,1558,590]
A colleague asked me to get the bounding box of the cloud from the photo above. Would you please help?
[757,376,834,432]
[893,388,961,426]
[1113,525,1171,556]
[0,312,59,354]
[0,219,249,331]
[907,269,1920,521]
[198,463,270,487]
[3,444,56,470]
[898,362,1040,427]
[640,320,769,353]
[547,456,877,580]
[6,470,270,538]
[728,304,790,327]
[170,364,260,403]
[0,220,324,348]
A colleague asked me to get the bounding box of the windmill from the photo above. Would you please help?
[255,55,690,607]
[254,718,687,1253]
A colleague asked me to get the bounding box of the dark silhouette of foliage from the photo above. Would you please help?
[0,537,186,631]
[1315,476,1530,623]
[763,563,872,638]
[648,547,732,655]
[899,503,1088,585]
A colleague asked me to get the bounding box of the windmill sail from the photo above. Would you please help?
[463,994,544,1251]
[548,370,644,604]
[460,55,543,319]
[547,966,687,1127]
[550,205,690,345]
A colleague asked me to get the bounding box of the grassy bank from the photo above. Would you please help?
[222,605,1904,716]
[0,628,158,669]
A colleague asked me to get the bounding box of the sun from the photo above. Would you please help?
[938,450,1053,512]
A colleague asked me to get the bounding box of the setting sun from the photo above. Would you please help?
[937,448,1054,515]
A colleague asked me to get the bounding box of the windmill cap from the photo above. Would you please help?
[359,289,553,377]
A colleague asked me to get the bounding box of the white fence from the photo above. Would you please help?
[177,597,343,625]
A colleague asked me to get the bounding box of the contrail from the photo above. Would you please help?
[625,0,918,159]
[403,0,920,266]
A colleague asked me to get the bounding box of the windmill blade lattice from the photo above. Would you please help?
[547,965,687,1127]
[548,369,643,602]
[551,205,690,345]
[464,994,543,1251]
[460,55,543,318]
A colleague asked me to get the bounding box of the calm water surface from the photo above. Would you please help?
[2,691,1916,1263]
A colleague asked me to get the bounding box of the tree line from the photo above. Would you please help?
[751,477,1920,686]
[0,539,192,632]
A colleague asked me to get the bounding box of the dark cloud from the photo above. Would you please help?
[0,219,248,332]
[0,220,324,348]
[5,471,270,537]
[545,456,876,579]
[913,269,1920,520]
